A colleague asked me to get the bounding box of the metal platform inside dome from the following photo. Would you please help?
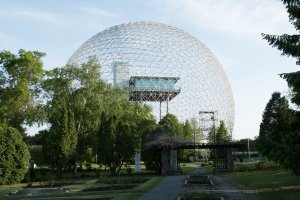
[129,76,181,102]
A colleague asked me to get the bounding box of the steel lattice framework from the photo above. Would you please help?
[67,21,235,133]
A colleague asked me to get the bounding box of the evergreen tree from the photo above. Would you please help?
[262,0,300,106]
[0,124,30,184]
[216,121,230,143]
[97,112,117,175]
[115,121,135,174]
[258,92,300,174]
[43,102,77,175]
[262,0,300,65]
[207,124,217,143]
[183,119,193,141]
[262,0,300,175]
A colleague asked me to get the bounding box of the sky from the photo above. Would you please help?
[0,0,299,139]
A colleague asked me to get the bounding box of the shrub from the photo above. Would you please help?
[126,167,133,175]
[0,124,30,184]
[234,161,281,172]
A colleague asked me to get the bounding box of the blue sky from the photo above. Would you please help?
[0,0,298,139]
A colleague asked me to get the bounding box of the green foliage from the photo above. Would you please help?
[207,124,217,143]
[280,72,300,105]
[0,49,45,134]
[27,130,47,145]
[235,138,258,152]
[83,147,93,170]
[207,121,230,144]
[183,120,193,141]
[158,113,183,136]
[258,92,293,157]
[42,103,77,174]
[258,92,300,175]
[0,124,30,184]
[216,121,230,143]
[96,100,154,175]
[262,1,300,176]
[28,145,47,166]
[115,121,135,165]
[42,58,105,171]
[234,162,281,172]
[262,1,300,64]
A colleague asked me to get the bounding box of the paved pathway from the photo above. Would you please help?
[138,174,186,200]
[138,165,262,200]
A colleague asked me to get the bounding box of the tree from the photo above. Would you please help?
[158,113,184,137]
[42,102,77,175]
[0,123,30,184]
[97,113,119,175]
[0,49,45,134]
[262,2,300,174]
[42,58,105,171]
[262,0,300,106]
[183,120,193,141]
[262,0,300,65]
[258,92,300,174]
[43,58,155,174]
[207,124,217,144]
[216,121,230,143]
[97,104,154,175]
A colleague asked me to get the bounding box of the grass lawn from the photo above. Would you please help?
[114,176,164,200]
[0,162,200,200]
[0,173,162,200]
[231,169,300,200]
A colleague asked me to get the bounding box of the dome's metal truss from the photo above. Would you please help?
[67,21,235,133]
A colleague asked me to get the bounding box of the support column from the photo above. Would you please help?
[166,95,169,114]
[159,101,162,120]
[134,153,141,173]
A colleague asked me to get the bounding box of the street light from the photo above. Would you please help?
[248,138,251,162]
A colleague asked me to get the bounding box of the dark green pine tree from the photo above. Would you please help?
[258,92,299,173]
[61,108,77,164]
[97,112,117,175]
[262,1,300,175]
[115,121,135,174]
[183,120,193,141]
[262,0,300,64]
[263,0,300,105]
[207,124,217,144]
[216,121,230,143]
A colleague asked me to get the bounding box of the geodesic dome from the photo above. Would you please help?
[67,21,235,133]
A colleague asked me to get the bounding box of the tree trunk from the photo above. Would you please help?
[109,162,117,176]
[73,161,77,174]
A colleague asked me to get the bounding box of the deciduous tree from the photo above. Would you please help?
[0,49,45,134]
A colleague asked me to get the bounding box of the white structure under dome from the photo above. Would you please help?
[67,21,235,133]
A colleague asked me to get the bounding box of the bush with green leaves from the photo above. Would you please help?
[0,124,30,184]
[234,161,281,172]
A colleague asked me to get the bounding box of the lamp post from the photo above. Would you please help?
[194,128,196,162]
[247,138,251,162]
